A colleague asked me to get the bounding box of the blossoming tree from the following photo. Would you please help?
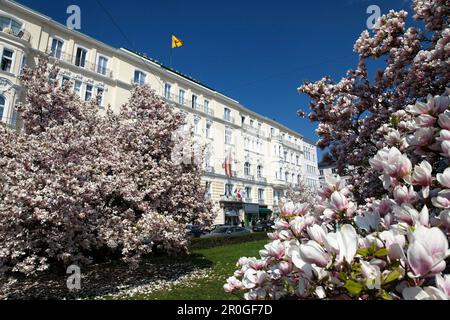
[299,0,449,199]
[225,1,450,300]
[0,56,214,274]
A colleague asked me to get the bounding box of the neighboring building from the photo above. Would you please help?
[0,0,320,225]
[318,159,351,188]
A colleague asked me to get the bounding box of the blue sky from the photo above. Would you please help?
[17,0,413,159]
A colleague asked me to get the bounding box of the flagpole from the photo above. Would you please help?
[170,33,173,68]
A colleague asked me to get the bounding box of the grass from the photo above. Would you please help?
[131,239,267,300]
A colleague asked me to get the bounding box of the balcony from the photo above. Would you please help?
[47,50,113,78]
[221,195,242,202]
[257,176,267,183]
[243,124,265,137]
[258,199,266,205]
[244,198,253,203]
[167,94,215,117]
[223,116,235,124]
[1,27,31,42]
[244,174,255,181]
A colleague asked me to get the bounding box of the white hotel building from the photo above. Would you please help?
[0,0,319,225]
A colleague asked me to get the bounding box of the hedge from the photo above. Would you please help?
[189,232,269,250]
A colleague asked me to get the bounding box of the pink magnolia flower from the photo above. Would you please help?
[242,268,269,289]
[361,261,381,290]
[336,225,358,265]
[437,168,450,188]
[384,147,412,179]
[407,226,449,277]
[299,240,331,268]
[431,190,450,209]
[259,240,285,260]
[224,276,244,292]
[412,161,432,186]
[436,274,450,298]
[438,111,450,130]
[402,286,448,300]
[306,224,328,245]
[393,185,417,204]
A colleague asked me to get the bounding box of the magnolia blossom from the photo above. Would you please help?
[407,226,449,277]
[437,168,450,188]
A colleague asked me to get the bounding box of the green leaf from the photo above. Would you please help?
[379,290,394,300]
[338,272,348,282]
[344,280,363,296]
[374,248,389,257]
[384,268,404,284]
[357,248,370,257]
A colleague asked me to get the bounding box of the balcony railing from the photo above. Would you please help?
[244,174,255,181]
[223,116,235,124]
[164,93,215,117]
[1,28,31,42]
[257,176,267,183]
[243,124,265,137]
[47,49,113,78]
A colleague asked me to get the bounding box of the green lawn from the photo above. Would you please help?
[132,240,267,300]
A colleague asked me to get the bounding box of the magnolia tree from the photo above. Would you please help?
[299,0,449,199]
[0,56,214,274]
[224,1,450,300]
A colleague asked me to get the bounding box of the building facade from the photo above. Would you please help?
[0,0,320,225]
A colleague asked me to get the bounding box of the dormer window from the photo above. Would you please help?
[0,16,22,35]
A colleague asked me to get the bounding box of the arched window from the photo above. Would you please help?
[0,95,5,121]
[244,162,251,176]
[257,165,263,178]
[0,16,22,35]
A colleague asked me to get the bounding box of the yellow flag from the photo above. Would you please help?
[172,35,184,49]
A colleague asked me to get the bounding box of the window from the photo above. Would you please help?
[225,183,234,196]
[224,108,231,121]
[194,117,201,135]
[50,38,64,59]
[205,122,212,139]
[164,83,172,99]
[85,84,93,101]
[241,116,245,125]
[258,123,262,131]
[192,94,198,109]
[205,181,212,198]
[332,168,337,174]
[1,48,14,73]
[75,47,87,68]
[258,189,265,201]
[296,155,300,166]
[96,87,104,107]
[319,169,324,176]
[0,16,22,35]
[20,55,27,74]
[225,128,232,145]
[61,76,70,86]
[297,175,301,184]
[179,89,185,105]
[271,128,275,137]
[134,70,146,86]
[97,56,108,75]
[204,100,209,112]
[244,162,251,176]
[292,173,295,183]
[285,172,289,182]
[250,120,254,127]
[284,151,288,162]
[0,95,5,121]
[279,168,282,180]
[74,80,82,97]
[257,165,263,178]
[245,187,252,200]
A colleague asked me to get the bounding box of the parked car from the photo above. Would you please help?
[252,220,274,232]
[186,224,205,238]
[202,226,251,238]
